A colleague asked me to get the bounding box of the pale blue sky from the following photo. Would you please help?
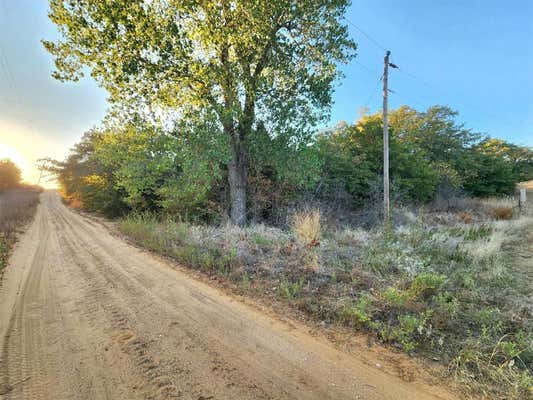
[0,0,532,184]
[340,0,533,146]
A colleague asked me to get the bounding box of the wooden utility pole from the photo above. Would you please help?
[37,165,44,186]
[382,50,391,222]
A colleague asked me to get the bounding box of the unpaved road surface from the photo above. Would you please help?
[0,192,454,400]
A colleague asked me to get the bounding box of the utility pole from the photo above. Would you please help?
[382,50,398,224]
[382,50,390,223]
[37,165,44,186]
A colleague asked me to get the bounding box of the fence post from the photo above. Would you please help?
[519,188,527,214]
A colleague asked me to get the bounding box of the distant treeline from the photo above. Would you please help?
[48,105,532,222]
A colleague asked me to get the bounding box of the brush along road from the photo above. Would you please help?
[0,191,454,400]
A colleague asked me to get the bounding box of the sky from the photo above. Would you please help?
[0,0,532,187]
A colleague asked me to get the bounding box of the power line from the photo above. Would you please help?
[388,57,493,119]
[0,46,15,90]
[388,88,430,109]
[395,65,436,90]
[363,73,383,109]
[354,59,379,75]
[345,18,387,52]
[391,71,495,121]
[342,20,433,111]
[344,17,487,122]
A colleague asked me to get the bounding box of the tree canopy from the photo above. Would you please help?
[44,0,356,224]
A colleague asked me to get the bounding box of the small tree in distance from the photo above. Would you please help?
[0,159,22,192]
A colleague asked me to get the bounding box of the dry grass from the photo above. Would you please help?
[333,227,371,245]
[119,196,533,399]
[428,194,528,225]
[0,188,41,272]
[479,196,517,209]
[291,209,321,247]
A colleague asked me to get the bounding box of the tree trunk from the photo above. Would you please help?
[228,134,248,226]
[223,88,254,226]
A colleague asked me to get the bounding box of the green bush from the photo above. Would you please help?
[409,272,446,299]
[339,294,374,328]
[279,277,305,300]
[381,287,411,308]
[379,314,420,353]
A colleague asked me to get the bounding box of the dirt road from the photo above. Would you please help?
[0,192,454,400]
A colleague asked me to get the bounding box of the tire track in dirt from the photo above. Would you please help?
[0,209,56,400]
[47,192,273,400]
[0,192,457,400]
[49,211,183,400]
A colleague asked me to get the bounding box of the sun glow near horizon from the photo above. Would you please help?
[0,121,68,189]
[0,143,29,173]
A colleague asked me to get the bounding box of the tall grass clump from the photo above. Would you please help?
[290,209,322,271]
[291,209,321,247]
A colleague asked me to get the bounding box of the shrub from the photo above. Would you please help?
[379,314,420,353]
[279,277,305,300]
[0,159,22,190]
[491,207,513,220]
[381,287,410,308]
[360,238,399,275]
[409,272,446,300]
[457,211,473,224]
[339,294,374,328]
[433,292,460,321]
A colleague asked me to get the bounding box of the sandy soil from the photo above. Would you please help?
[0,192,456,400]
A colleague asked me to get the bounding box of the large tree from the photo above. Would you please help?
[44,0,355,225]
